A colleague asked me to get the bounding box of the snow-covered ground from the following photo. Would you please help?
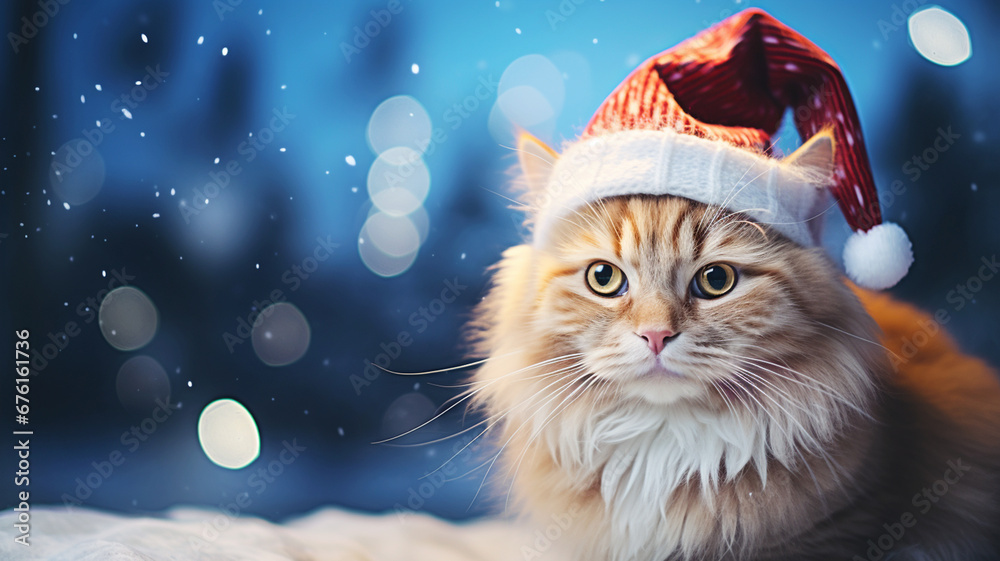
[0,507,568,560]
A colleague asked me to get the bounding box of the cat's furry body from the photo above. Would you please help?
[468,185,1000,560]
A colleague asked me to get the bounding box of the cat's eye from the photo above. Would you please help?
[691,263,737,299]
[586,262,628,297]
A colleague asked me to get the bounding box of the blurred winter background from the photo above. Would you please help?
[1,0,998,522]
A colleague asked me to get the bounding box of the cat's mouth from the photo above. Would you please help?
[639,357,685,379]
[623,358,706,405]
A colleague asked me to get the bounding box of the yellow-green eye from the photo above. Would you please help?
[692,263,737,299]
[586,262,628,297]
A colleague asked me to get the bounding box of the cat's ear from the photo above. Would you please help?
[782,128,835,181]
[518,133,559,195]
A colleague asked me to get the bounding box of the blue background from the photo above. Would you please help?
[2,0,999,522]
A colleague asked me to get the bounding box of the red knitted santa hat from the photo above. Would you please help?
[534,8,912,290]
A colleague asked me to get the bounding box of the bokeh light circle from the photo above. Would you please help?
[367,147,430,216]
[197,398,260,470]
[365,204,429,243]
[99,286,159,351]
[497,86,556,128]
[407,205,430,244]
[115,355,170,415]
[250,302,311,367]
[50,138,106,206]
[358,213,420,278]
[381,392,437,441]
[908,7,972,66]
[490,54,565,144]
[498,54,565,115]
[366,95,433,155]
[363,212,421,257]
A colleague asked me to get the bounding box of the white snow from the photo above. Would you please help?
[0,507,557,560]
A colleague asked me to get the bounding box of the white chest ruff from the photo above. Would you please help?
[539,401,787,561]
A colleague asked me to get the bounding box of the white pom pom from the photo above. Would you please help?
[842,222,914,290]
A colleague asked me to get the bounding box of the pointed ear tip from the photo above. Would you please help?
[800,128,837,155]
[782,128,836,176]
[516,131,538,150]
[815,128,836,150]
[517,132,558,159]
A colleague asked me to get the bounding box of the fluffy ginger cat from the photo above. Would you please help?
[456,10,1000,560]
[463,130,1000,561]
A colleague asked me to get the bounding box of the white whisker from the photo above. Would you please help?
[501,373,604,512]
[466,366,591,507]
[378,350,524,376]
[372,354,584,445]
[814,321,903,363]
[427,361,587,483]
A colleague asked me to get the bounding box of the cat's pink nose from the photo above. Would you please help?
[637,329,676,355]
